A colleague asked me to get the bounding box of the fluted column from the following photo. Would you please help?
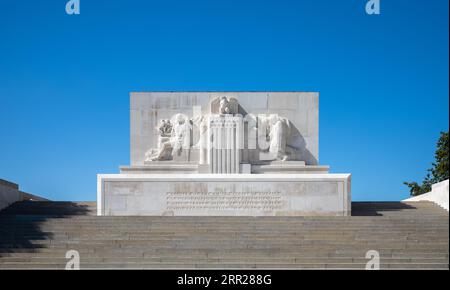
[209,115,242,174]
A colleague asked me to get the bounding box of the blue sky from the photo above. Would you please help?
[0,0,448,201]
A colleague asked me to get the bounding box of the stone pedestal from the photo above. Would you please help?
[97,174,351,216]
[97,92,352,216]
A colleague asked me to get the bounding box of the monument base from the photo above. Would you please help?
[97,174,351,216]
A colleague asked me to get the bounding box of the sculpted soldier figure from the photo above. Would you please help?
[266,114,291,161]
[219,96,232,115]
[145,114,191,162]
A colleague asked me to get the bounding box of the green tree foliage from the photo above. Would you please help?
[404,131,449,196]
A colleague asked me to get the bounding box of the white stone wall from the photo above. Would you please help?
[0,179,21,211]
[98,174,351,216]
[404,179,449,211]
[130,92,319,166]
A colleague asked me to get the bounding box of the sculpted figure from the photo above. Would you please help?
[145,114,191,162]
[219,96,232,115]
[266,115,291,161]
[210,96,239,115]
[157,119,172,136]
[198,116,209,165]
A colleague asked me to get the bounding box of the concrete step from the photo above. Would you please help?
[1,256,446,265]
[0,262,448,270]
[0,200,448,269]
[2,247,447,257]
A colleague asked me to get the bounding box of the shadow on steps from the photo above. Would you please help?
[0,201,94,256]
[351,202,418,216]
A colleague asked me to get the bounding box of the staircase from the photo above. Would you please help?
[0,201,448,269]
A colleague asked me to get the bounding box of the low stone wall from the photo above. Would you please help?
[404,179,449,211]
[98,174,351,216]
[0,179,21,211]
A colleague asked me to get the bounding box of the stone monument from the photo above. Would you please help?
[97,92,351,216]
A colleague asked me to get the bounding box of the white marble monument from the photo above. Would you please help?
[97,92,351,216]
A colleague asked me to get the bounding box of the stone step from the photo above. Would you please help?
[2,247,446,256]
[0,262,448,270]
[5,215,444,219]
[3,226,447,231]
[2,216,447,221]
[1,236,448,243]
[0,200,448,269]
[7,215,443,220]
[1,244,447,253]
[1,257,446,266]
[2,236,447,243]
[2,217,446,221]
[1,248,448,259]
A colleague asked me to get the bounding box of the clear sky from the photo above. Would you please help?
[0,0,448,201]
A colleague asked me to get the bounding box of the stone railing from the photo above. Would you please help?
[0,179,21,211]
[0,179,49,212]
[404,179,449,211]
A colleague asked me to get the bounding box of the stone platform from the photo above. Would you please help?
[97,174,351,216]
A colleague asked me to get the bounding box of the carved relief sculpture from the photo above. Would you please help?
[267,115,290,161]
[145,114,191,162]
[217,96,238,115]
[145,97,298,165]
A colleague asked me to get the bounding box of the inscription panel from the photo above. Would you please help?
[166,191,282,211]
